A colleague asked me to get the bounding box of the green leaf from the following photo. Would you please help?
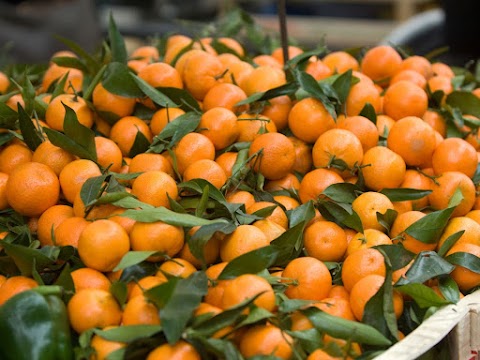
[108,13,127,64]
[296,70,336,119]
[287,201,316,228]
[322,183,361,204]
[120,207,227,227]
[332,69,353,105]
[301,307,392,346]
[446,90,480,118]
[54,35,100,73]
[128,130,151,158]
[113,251,158,272]
[188,221,236,264]
[94,325,162,343]
[0,102,19,129]
[218,246,280,280]
[131,74,177,108]
[119,262,157,283]
[1,241,54,277]
[83,64,106,101]
[102,62,143,98]
[146,272,208,344]
[445,252,480,274]
[359,102,377,124]
[395,251,455,286]
[80,175,106,208]
[375,244,415,271]
[437,230,465,258]
[438,276,461,304]
[235,82,298,106]
[19,76,36,115]
[177,178,226,203]
[195,186,210,218]
[377,208,398,234]
[396,283,451,308]
[110,280,128,307]
[236,306,274,328]
[380,188,432,202]
[404,207,456,244]
[51,56,88,73]
[17,105,42,151]
[157,87,201,112]
[318,200,363,233]
[270,222,305,266]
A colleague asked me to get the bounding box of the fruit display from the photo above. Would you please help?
[0,9,479,360]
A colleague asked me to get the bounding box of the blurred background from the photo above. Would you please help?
[0,0,478,66]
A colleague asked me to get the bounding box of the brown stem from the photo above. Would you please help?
[278,0,289,64]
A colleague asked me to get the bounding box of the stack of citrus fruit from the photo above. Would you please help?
[0,13,479,359]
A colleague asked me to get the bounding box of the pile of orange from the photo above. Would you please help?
[0,20,479,359]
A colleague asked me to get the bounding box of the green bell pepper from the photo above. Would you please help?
[0,285,73,360]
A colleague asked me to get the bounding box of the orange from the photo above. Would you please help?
[422,110,447,137]
[271,45,303,64]
[202,83,248,113]
[94,136,123,173]
[6,162,60,217]
[349,274,385,320]
[361,145,406,191]
[45,94,93,131]
[304,221,348,262]
[390,69,427,89]
[400,169,435,210]
[305,58,333,80]
[336,115,379,153]
[428,171,476,217]
[345,71,382,116]
[341,247,386,292]
[5,94,25,111]
[214,152,238,178]
[431,62,455,78]
[382,80,428,120]
[307,349,342,360]
[128,153,174,177]
[198,107,239,150]
[32,140,76,176]
[219,224,269,262]
[173,132,216,175]
[387,116,437,167]
[398,55,433,79]
[109,116,153,156]
[122,295,161,325]
[93,115,112,137]
[287,136,312,175]
[73,191,118,220]
[138,62,183,89]
[183,159,228,189]
[298,168,343,204]
[288,97,336,144]
[264,173,301,192]
[273,194,300,211]
[360,45,402,85]
[157,258,196,278]
[41,58,83,93]
[90,326,126,360]
[150,107,186,136]
[108,208,136,235]
[291,298,355,331]
[225,190,255,209]
[241,65,286,96]
[431,137,478,178]
[77,219,130,272]
[182,51,224,100]
[128,274,168,300]
[146,341,200,360]
[131,170,178,208]
[130,221,184,262]
[0,71,10,93]
[346,228,392,256]
[447,243,480,292]
[204,262,230,308]
[390,211,436,253]
[0,172,8,210]
[239,324,293,359]
[92,82,136,118]
[178,228,220,268]
[59,159,102,204]
[282,256,332,301]
[252,54,282,67]
[0,143,33,174]
[437,216,480,250]
[37,204,74,246]
[322,51,359,73]
[221,274,276,312]
[312,128,363,178]
[427,75,453,96]
[130,45,160,62]
[253,219,286,242]
[261,95,293,131]
[0,276,38,306]
[70,267,111,292]
[328,285,350,301]
[55,216,90,247]
[351,191,394,232]
[236,113,277,142]
[466,210,480,225]
[246,201,289,229]
[202,36,244,57]
[67,288,122,334]
[248,132,295,180]
[221,60,254,88]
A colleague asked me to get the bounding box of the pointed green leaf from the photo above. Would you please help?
[0,101,19,129]
[102,62,143,98]
[396,283,452,308]
[395,251,455,286]
[17,105,42,151]
[380,188,432,202]
[218,246,280,280]
[322,182,361,204]
[113,251,159,272]
[80,175,107,208]
[131,74,177,108]
[270,222,306,266]
[359,102,377,124]
[437,230,465,258]
[296,70,336,119]
[377,208,398,234]
[54,35,100,73]
[110,280,128,307]
[438,276,461,304]
[332,69,353,105]
[157,87,201,112]
[51,56,88,73]
[94,325,163,343]
[1,241,54,277]
[128,130,151,158]
[446,90,480,118]
[375,244,415,271]
[404,207,456,244]
[108,13,127,64]
[445,252,480,274]
[235,82,298,106]
[189,221,236,264]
